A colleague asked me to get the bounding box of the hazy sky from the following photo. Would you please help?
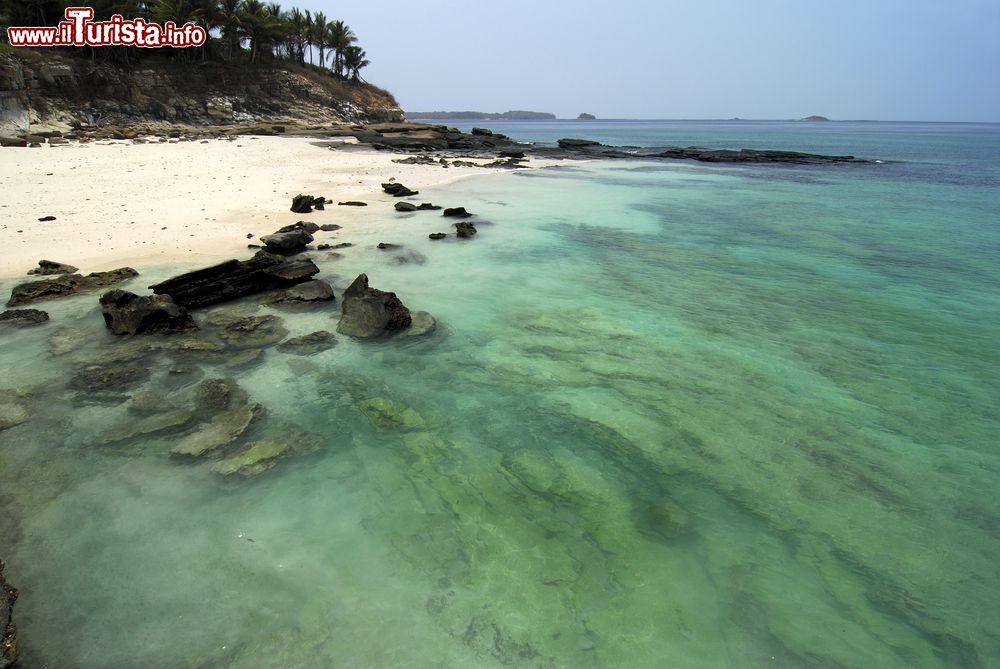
[299,0,999,121]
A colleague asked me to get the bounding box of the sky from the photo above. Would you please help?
[297,0,1000,121]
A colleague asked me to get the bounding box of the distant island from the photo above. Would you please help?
[577,113,596,120]
[801,115,831,121]
[405,110,556,121]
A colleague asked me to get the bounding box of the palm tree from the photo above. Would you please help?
[218,0,244,61]
[343,45,369,82]
[286,7,306,62]
[302,9,314,64]
[326,19,356,78]
[312,11,327,69]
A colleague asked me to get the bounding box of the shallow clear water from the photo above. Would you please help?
[2,122,999,668]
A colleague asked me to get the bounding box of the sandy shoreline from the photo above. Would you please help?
[0,136,551,280]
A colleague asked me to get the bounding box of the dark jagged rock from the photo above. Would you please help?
[27,260,78,276]
[443,207,473,218]
[499,150,525,159]
[1,561,17,669]
[336,273,412,338]
[319,224,341,231]
[656,147,862,164]
[70,364,148,392]
[290,194,316,213]
[316,244,332,250]
[381,182,418,197]
[428,233,447,240]
[195,377,248,413]
[558,138,602,149]
[338,201,367,207]
[149,252,319,308]
[265,279,335,304]
[220,315,288,349]
[99,290,197,335]
[313,197,326,210]
[276,221,319,233]
[0,309,49,327]
[376,242,400,250]
[455,222,478,238]
[393,155,439,165]
[418,203,442,211]
[0,136,27,147]
[277,330,337,355]
[395,202,418,212]
[331,243,353,249]
[260,229,313,253]
[471,127,493,136]
[6,267,139,307]
[37,215,56,222]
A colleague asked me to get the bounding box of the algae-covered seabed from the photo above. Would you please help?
[1,159,999,668]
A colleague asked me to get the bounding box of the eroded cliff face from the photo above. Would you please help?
[0,49,402,135]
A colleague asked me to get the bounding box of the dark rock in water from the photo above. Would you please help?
[471,127,493,136]
[313,197,326,211]
[657,146,861,164]
[1,560,18,669]
[0,309,49,327]
[70,364,148,392]
[316,244,332,251]
[277,330,337,355]
[443,207,473,218]
[6,268,139,307]
[331,243,353,249]
[499,150,525,159]
[319,224,341,232]
[276,221,319,234]
[336,273,412,338]
[290,194,316,213]
[265,279,335,304]
[338,201,367,207]
[220,314,289,349]
[37,215,56,222]
[405,311,437,337]
[418,203,442,211]
[455,222,477,238]
[149,252,319,308]
[577,113,597,120]
[395,202,418,212]
[260,229,314,253]
[0,403,29,431]
[558,138,601,149]
[377,242,400,250]
[170,403,263,458]
[99,290,197,335]
[428,233,447,240]
[381,182,418,197]
[27,260,79,276]
[247,244,261,249]
[195,377,248,413]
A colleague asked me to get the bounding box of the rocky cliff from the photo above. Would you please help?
[0,48,401,135]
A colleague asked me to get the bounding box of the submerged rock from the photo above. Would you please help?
[358,396,427,431]
[557,138,602,149]
[148,252,319,309]
[210,440,291,476]
[195,378,248,413]
[220,315,289,349]
[6,268,139,307]
[0,403,29,431]
[27,260,79,276]
[404,311,437,337]
[48,327,88,356]
[277,330,337,355]
[96,409,197,446]
[70,364,148,392]
[0,309,49,327]
[99,290,197,335]
[455,222,477,238]
[336,273,411,338]
[319,224,342,232]
[1,561,17,669]
[170,403,263,458]
[657,146,863,164]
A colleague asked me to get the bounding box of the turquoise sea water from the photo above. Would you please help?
[1,121,999,667]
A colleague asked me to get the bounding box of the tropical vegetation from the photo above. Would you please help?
[0,0,371,81]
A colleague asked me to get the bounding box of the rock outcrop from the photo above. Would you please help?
[148,252,319,308]
[382,182,418,197]
[443,207,473,218]
[27,260,78,276]
[6,268,139,307]
[657,147,861,164]
[455,222,477,238]
[336,273,412,338]
[1,561,17,669]
[260,229,313,254]
[0,309,50,327]
[99,289,197,335]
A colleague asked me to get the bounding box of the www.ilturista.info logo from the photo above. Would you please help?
[6,7,207,48]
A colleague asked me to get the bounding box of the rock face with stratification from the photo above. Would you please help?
[336,273,411,338]
[6,268,139,307]
[99,290,197,335]
[1,561,17,669]
[148,251,318,309]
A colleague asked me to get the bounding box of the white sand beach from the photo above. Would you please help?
[0,136,544,279]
